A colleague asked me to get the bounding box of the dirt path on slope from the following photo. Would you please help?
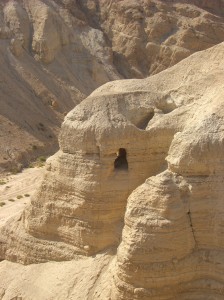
[0,167,45,227]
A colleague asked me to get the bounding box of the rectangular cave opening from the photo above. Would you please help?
[114,148,128,170]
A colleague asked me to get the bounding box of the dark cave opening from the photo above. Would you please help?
[114,148,128,170]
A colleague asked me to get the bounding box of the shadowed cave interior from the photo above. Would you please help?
[114,148,128,170]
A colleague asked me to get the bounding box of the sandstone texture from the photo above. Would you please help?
[1,0,224,172]
[1,41,224,299]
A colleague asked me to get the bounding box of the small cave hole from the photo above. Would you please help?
[114,148,128,170]
[136,111,155,130]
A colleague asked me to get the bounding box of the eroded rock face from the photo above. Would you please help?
[1,41,224,299]
[1,0,224,172]
[0,0,120,172]
[109,44,224,299]
[78,0,224,77]
[1,0,224,294]
[0,91,174,263]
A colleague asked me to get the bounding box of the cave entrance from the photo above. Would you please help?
[114,148,128,170]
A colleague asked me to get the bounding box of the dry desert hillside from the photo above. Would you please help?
[0,39,224,299]
[1,0,224,172]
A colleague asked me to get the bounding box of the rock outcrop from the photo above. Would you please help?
[1,41,224,299]
[109,44,224,299]
[1,0,224,172]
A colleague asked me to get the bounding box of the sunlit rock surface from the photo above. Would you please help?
[1,0,224,172]
[1,41,224,299]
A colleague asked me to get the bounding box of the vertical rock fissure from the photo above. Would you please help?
[187,210,197,248]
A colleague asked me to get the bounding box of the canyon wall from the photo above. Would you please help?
[78,0,224,77]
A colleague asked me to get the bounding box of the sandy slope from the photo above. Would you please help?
[0,251,113,300]
[0,167,44,227]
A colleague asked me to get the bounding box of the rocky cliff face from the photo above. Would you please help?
[1,41,224,299]
[0,0,120,172]
[78,0,224,77]
[1,0,224,172]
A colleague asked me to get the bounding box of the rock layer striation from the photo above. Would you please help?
[1,41,224,299]
[1,0,224,171]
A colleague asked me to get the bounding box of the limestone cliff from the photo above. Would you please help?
[1,0,224,172]
[0,41,224,299]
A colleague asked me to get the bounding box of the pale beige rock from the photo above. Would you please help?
[1,0,224,172]
[1,42,224,299]
[108,44,224,299]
